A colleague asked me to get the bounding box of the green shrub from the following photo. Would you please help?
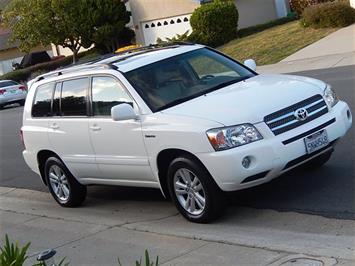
[301,1,355,28]
[0,234,30,266]
[289,0,333,16]
[118,250,158,266]
[189,0,239,47]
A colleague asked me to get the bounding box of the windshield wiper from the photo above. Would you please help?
[155,76,252,112]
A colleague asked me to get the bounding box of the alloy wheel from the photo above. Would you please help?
[48,165,70,202]
[173,168,206,216]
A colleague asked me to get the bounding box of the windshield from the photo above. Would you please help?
[124,48,255,112]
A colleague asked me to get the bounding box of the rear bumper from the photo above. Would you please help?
[22,150,41,176]
[196,101,352,191]
[0,94,26,105]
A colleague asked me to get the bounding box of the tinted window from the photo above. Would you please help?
[32,83,54,117]
[125,48,254,112]
[52,83,61,116]
[92,76,132,116]
[61,78,88,116]
[0,81,18,88]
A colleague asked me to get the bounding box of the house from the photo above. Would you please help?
[127,0,290,45]
[0,27,53,75]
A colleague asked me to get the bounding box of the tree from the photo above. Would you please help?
[4,0,133,63]
[82,0,134,54]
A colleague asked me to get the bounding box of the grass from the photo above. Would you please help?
[218,20,338,65]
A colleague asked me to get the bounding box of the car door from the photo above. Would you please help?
[88,75,154,183]
[47,78,99,180]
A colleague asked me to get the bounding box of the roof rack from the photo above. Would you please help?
[114,41,195,56]
[34,63,117,83]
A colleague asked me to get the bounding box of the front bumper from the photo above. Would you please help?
[197,101,352,191]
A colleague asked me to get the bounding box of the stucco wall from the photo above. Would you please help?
[235,0,278,29]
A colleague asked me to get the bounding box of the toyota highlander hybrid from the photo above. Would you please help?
[21,44,352,223]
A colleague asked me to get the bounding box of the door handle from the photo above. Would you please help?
[90,124,101,131]
[50,123,59,129]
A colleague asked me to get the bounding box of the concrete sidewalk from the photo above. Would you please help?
[258,24,355,74]
[0,187,354,266]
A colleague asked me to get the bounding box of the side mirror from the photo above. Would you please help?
[12,62,20,70]
[244,59,257,72]
[111,103,138,121]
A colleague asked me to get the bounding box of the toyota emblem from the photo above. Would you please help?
[294,108,308,121]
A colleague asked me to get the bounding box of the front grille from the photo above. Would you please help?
[264,95,328,135]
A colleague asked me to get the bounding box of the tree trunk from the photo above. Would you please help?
[72,50,78,64]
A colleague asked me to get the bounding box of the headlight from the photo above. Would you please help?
[323,85,339,108]
[206,124,263,151]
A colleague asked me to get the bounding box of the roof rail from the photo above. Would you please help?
[34,63,117,83]
[114,41,195,56]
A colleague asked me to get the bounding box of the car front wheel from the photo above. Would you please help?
[45,157,86,207]
[167,156,225,223]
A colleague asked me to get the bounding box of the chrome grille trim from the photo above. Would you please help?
[264,95,328,135]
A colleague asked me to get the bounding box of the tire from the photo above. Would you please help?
[167,156,225,223]
[44,157,87,207]
[303,151,332,170]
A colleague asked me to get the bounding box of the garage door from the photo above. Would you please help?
[142,14,192,45]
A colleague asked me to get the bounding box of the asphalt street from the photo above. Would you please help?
[0,65,354,220]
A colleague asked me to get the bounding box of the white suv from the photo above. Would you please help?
[22,44,352,223]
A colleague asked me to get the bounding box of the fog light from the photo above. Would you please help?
[242,156,251,169]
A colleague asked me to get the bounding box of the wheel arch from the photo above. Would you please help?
[156,148,213,198]
[37,150,61,185]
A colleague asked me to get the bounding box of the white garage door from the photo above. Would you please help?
[142,14,192,45]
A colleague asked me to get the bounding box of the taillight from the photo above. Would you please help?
[20,129,26,149]
[19,85,27,91]
[0,89,5,95]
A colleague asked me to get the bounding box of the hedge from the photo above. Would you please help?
[301,1,355,28]
[189,0,239,47]
[289,0,334,16]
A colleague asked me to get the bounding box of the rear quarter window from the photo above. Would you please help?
[32,83,54,117]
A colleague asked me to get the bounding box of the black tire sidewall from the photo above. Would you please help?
[167,156,223,223]
[44,157,86,207]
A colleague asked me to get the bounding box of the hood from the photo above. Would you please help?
[162,74,327,126]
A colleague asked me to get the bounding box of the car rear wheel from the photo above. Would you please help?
[44,157,86,207]
[167,156,225,223]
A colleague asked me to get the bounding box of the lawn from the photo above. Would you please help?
[218,21,338,66]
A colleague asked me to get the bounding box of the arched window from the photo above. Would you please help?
[164,21,168,25]
[177,19,182,23]
[151,23,155,27]
[157,22,162,26]
[183,17,189,22]
[170,20,175,24]
[145,24,149,29]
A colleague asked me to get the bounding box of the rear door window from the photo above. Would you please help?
[61,78,89,116]
[32,83,54,117]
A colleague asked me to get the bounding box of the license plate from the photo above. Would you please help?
[304,130,329,154]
